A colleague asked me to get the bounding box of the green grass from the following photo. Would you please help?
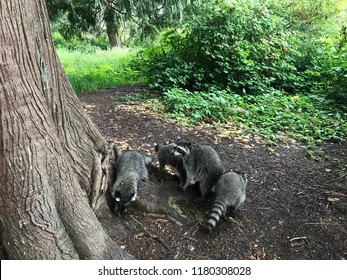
[57,47,147,93]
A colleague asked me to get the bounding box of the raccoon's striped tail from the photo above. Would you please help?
[204,200,227,232]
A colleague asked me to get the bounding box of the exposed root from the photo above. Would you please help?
[90,141,118,215]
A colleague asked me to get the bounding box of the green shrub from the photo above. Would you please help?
[313,40,347,105]
[134,1,312,95]
[162,88,238,123]
[157,88,347,145]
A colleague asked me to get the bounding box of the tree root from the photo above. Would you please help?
[90,141,118,215]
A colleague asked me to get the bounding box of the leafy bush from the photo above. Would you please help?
[134,1,312,95]
[162,88,238,123]
[156,88,347,145]
[312,40,347,104]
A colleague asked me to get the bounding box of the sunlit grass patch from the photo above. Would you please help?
[57,47,147,93]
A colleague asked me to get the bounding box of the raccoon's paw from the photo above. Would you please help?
[112,205,121,217]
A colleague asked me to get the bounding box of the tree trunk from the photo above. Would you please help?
[0,0,132,259]
[107,27,122,49]
[103,3,122,48]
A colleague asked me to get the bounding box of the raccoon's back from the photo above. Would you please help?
[216,172,247,210]
[188,145,224,177]
[115,151,148,177]
[204,171,247,232]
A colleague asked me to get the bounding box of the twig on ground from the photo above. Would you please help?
[289,236,307,242]
[174,247,181,259]
[289,236,308,247]
[144,213,183,226]
[304,222,339,226]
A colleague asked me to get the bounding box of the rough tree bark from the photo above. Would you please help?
[106,25,122,49]
[0,0,132,259]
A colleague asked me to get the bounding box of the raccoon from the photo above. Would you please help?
[172,140,224,198]
[109,150,152,216]
[154,142,186,183]
[204,170,247,232]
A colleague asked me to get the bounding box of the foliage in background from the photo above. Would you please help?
[158,88,347,145]
[269,0,344,34]
[47,0,199,48]
[268,0,347,104]
[129,0,347,146]
[53,0,347,146]
[133,0,346,101]
[133,0,314,95]
[52,32,109,51]
[311,38,347,104]
[57,47,146,92]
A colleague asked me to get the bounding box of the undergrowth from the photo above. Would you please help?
[154,88,347,146]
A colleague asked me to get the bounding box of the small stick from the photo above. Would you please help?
[166,215,183,226]
[289,236,307,242]
[184,236,198,242]
[174,247,181,259]
[289,236,308,247]
[304,222,338,225]
[144,213,183,226]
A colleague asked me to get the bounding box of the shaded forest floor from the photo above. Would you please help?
[79,85,347,260]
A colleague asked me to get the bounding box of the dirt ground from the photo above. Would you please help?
[79,85,347,260]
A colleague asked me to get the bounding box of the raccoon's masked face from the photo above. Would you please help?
[172,143,191,158]
[114,191,136,216]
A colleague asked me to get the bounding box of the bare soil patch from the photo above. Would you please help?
[79,85,347,260]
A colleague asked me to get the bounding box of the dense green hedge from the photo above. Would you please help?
[134,1,314,95]
[133,0,346,104]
